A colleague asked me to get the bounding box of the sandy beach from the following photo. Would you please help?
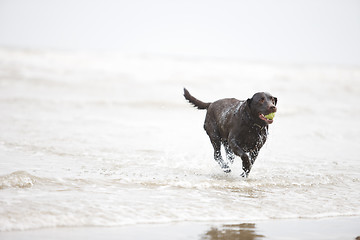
[0,217,359,240]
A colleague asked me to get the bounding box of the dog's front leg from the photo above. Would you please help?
[229,137,252,177]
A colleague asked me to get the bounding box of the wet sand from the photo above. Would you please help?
[1,217,359,240]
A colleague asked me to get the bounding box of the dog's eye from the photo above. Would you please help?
[259,97,265,103]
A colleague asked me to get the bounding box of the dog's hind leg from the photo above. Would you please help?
[223,140,235,164]
[209,136,231,173]
[204,114,231,173]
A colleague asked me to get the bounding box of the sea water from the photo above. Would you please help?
[0,48,359,231]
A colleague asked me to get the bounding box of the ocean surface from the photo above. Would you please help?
[0,48,359,231]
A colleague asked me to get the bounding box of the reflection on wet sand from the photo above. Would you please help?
[201,223,265,240]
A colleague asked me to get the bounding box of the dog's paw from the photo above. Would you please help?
[241,165,251,178]
[221,164,231,173]
[240,171,248,178]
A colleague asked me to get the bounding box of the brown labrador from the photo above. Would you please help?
[184,88,277,177]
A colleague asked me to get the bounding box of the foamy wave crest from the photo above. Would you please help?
[0,171,50,189]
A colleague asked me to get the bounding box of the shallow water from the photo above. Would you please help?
[0,48,360,231]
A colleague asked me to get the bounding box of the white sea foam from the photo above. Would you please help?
[0,48,360,231]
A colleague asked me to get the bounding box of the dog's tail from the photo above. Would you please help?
[183,88,211,110]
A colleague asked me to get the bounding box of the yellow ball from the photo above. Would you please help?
[265,112,275,120]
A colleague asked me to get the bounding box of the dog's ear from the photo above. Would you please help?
[274,97,278,106]
[246,98,252,108]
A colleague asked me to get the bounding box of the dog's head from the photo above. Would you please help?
[247,92,277,124]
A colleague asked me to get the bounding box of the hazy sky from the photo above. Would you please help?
[0,0,359,65]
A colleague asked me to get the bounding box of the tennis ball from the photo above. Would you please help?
[264,112,275,120]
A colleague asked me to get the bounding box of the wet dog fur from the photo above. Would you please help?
[184,88,277,177]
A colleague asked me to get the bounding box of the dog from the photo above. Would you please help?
[184,88,277,177]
